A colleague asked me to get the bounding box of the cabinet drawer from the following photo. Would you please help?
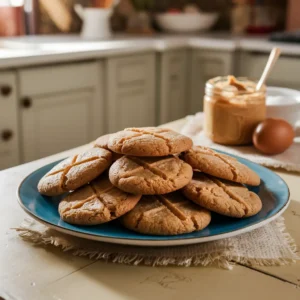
[242,53,300,88]
[111,55,151,86]
[189,49,234,113]
[0,71,20,169]
[19,62,101,96]
[194,51,232,76]
[117,62,146,85]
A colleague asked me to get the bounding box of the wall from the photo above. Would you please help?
[36,0,287,34]
[286,0,300,30]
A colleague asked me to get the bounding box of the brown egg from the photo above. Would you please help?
[253,118,294,155]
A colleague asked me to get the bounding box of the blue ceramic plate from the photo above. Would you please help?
[17,151,290,247]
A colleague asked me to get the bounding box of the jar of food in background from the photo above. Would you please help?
[204,76,266,145]
[0,5,25,37]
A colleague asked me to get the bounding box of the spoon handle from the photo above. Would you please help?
[256,47,281,91]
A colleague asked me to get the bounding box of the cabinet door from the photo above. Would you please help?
[106,54,156,132]
[0,71,20,170]
[239,52,300,90]
[158,50,188,124]
[19,62,104,163]
[189,49,234,114]
[20,90,94,162]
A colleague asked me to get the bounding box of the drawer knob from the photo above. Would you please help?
[1,129,13,141]
[0,85,12,96]
[21,97,32,108]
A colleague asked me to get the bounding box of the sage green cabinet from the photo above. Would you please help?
[238,52,300,90]
[0,71,20,170]
[106,53,156,133]
[3,45,300,169]
[189,49,234,114]
[18,62,104,162]
[157,50,188,124]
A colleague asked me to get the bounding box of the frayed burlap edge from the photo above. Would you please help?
[13,217,299,270]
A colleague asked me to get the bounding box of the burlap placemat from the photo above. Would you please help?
[15,217,299,269]
[181,113,300,172]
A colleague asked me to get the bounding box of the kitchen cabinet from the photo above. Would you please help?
[18,62,104,163]
[188,49,234,114]
[4,43,300,169]
[105,53,156,133]
[239,52,300,90]
[0,71,20,170]
[157,50,188,124]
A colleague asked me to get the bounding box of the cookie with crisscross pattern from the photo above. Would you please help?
[183,172,262,218]
[109,155,193,195]
[38,148,112,196]
[121,192,211,235]
[59,175,141,225]
[108,127,193,157]
[183,146,260,186]
[93,134,123,161]
[94,134,111,150]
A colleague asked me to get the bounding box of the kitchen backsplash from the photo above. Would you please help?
[35,0,287,34]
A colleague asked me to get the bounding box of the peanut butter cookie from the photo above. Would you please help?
[183,146,260,186]
[38,148,112,196]
[109,155,193,195]
[121,192,211,235]
[108,127,193,156]
[59,175,141,225]
[94,134,111,150]
[183,172,262,218]
[94,134,122,161]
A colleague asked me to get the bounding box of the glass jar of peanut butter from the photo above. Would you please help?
[204,76,266,145]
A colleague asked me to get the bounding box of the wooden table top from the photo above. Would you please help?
[1,119,299,300]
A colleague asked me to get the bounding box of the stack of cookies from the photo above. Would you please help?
[37,127,262,236]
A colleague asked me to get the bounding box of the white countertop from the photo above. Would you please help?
[1,33,300,69]
[1,118,300,300]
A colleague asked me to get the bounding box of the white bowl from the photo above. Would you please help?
[155,13,218,33]
[266,86,300,127]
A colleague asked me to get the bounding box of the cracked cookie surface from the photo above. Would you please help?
[94,134,123,161]
[183,146,260,186]
[109,155,193,195]
[59,175,141,225]
[38,148,112,196]
[121,192,211,235]
[182,172,262,218]
[94,134,111,150]
[108,127,193,157]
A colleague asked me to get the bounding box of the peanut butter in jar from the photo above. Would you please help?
[204,76,266,145]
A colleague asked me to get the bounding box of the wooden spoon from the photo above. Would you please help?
[256,47,281,91]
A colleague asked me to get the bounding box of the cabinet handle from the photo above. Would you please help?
[0,85,12,96]
[21,97,32,108]
[1,129,13,141]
